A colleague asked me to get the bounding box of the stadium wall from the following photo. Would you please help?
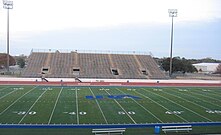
[0,77,220,87]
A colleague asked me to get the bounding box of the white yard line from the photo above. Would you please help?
[0,89,20,100]
[48,87,63,124]
[164,90,211,110]
[18,88,47,124]
[89,87,108,124]
[135,89,188,122]
[104,89,137,124]
[187,89,221,103]
[0,86,10,91]
[148,89,213,122]
[116,88,163,123]
[200,90,221,98]
[175,89,221,108]
[0,86,38,115]
[75,88,79,124]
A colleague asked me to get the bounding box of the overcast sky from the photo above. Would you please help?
[0,0,221,59]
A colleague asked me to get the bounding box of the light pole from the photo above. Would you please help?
[3,0,13,72]
[168,9,177,77]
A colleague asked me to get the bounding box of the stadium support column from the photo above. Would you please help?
[3,0,13,72]
[168,9,177,77]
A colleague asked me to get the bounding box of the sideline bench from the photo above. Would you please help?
[92,128,126,135]
[162,125,192,133]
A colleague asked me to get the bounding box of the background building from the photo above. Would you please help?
[193,63,220,73]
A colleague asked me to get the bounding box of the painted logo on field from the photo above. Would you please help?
[85,95,141,100]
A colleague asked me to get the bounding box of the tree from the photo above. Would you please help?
[17,57,25,68]
[161,57,197,73]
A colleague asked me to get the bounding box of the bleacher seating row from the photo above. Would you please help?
[21,51,166,79]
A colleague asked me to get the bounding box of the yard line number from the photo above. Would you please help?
[206,110,221,114]
[13,111,36,115]
[165,111,184,115]
[63,111,87,115]
[118,111,135,115]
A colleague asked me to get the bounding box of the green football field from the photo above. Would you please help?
[0,85,221,134]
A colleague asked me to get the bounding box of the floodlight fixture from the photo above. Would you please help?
[3,0,13,9]
[3,0,13,72]
[168,9,177,77]
[168,9,177,17]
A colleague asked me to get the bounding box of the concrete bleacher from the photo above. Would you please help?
[21,51,166,79]
[22,52,48,77]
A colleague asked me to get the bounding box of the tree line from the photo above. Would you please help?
[155,57,221,74]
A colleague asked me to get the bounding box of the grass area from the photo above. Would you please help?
[0,85,220,134]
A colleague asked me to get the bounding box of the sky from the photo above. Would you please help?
[0,0,221,59]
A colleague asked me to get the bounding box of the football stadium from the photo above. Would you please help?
[0,50,221,135]
[1,1,221,135]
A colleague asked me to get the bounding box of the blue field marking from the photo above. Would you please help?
[0,122,221,128]
[86,95,104,100]
[85,95,141,100]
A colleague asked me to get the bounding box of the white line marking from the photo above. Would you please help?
[0,89,20,100]
[0,86,10,92]
[135,89,188,122]
[48,87,63,124]
[0,86,38,115]
[187,89,221,103]
[75,87,79,124]
[164,90,212,110]
[18,89,47,124]
[175,88,221,108]
[148,88,213,122]
[199,89,221,98]
[104,88,137,124]
[89,87,108,124]
[116,88,163,123]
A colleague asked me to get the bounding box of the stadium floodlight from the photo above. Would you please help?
[3,0,13,72]
[168,9,177,77]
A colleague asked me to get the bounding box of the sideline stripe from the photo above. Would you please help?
[136,89,188,122]
[18,88,47,124]
[116,88,163,123]
[89,87,108,124]
[104,88,137,124]
[48,87,63,124]
[0,86,38,115]
[148,88,213,122]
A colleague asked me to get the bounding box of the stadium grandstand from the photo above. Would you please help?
[21,50,166,79]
